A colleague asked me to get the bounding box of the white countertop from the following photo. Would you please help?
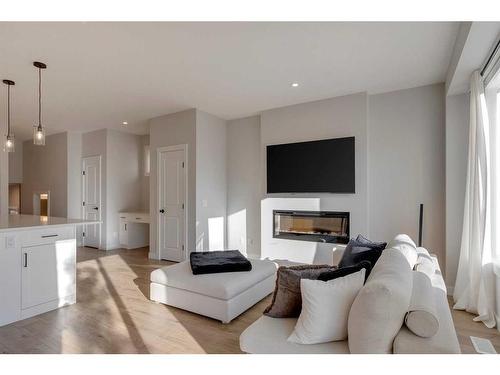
[0,214,100,233]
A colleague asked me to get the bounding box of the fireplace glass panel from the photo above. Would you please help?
[273,210,349,244]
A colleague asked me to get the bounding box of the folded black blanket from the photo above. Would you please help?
[190,250,252,275]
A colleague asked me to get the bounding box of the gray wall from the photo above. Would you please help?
[368,84,446,267]
[82,128,145,250]
[0,121,8,216]
[195,110,227,251]
[445,93,469,290]
[8,141,23,184]
[105,129,144,249]
[67,132,82,220]
[22,132,69,217]
[140,134,150,211]
[149,109,197,258]
[227,116,261,257]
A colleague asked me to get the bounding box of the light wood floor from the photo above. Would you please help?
[0,246,498,354]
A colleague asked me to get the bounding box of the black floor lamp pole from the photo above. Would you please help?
[418,203,423,247]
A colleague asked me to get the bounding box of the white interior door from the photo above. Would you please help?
[82,156,101,248]
[158,146,186,262]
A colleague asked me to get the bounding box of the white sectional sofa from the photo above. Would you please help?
[240,235,461,354]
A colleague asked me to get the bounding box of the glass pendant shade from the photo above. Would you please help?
[33,125,45,145]
[3,79,15,153]
[5,134,15,152]
[33,61,47,146]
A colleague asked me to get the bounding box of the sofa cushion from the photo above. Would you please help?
[387,234,418,268]
[264,264,333,318]
[150,258,277,300]
[288,269,366,344]
[240,316,350,354]
[405,271,439,338]
[347,248,413,353]
[338,238,386,272]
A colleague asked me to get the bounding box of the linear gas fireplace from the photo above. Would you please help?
[273,210,350,244]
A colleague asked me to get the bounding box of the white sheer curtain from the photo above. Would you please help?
[453,71,498,329]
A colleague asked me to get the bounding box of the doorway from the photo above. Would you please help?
[157,144,188,262]
[8,183,21,214]
[33,191,50,217]
[82,155,102,249]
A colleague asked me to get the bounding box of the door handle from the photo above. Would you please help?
[93,207,99,210]
[159,209,165,213]
[24,253,28,268]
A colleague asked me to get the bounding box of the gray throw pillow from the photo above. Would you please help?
[264,264,334,318]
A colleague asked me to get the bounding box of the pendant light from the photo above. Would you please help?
[3,79,15,153]
[33,61,47,145]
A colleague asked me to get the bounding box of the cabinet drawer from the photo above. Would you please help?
[20,226,75,247]
[129,215,149,223]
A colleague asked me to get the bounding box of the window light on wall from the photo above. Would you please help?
[144,145,150,176]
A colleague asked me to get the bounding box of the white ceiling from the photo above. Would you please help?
[0,22,459,140]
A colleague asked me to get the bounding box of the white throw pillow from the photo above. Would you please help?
[288,269,365,345]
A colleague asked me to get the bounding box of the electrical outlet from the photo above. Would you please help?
[5,236,16,249]
[202,199,208,208]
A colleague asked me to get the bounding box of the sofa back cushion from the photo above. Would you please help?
[347,248,413,353]
[387,234,418,268]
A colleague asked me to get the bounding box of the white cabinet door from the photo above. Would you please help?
[119,215,128,247]
[82,155,102,248]
[21,240,76,310]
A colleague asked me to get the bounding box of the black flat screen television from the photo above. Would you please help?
[266,136,355,193]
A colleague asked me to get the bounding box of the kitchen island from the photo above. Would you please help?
[0,214,98,327]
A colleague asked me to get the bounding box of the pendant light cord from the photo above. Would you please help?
[7,84,11,136]
[38,67,42,127]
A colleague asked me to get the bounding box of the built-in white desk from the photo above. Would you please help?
[0,214,98,327]
[118,211,150,249]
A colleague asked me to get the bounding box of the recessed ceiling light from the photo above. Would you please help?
[122,121,128,125]
[291,83,299,87]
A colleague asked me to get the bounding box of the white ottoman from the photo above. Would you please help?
[150,259,277,323]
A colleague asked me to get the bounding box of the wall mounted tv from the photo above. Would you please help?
[266,136,355,194]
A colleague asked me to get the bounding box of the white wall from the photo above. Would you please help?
[445,93,469,290]
[105,129,144,249]
[368,84,446,267]
[8,141,23,184]
[195,110,227,251]
[227,116,261,257]
[149,109,197,259]
[260,93,368,264]
[225,84,447,268]
[22,132,69,217]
